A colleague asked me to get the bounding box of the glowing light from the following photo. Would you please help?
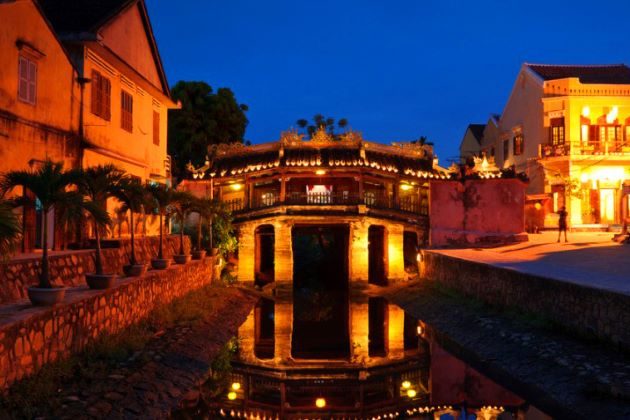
[580,173,589,183]
[581,124,590,143]
[606,105,619,124]
[315,169,327,175]
[315,397,326,408]
[407,389,417,398]
[581,106,590,117]
[402,380,411,389]
[228,391,237,400]
[231,382,241,391]
[416,324,423,335]
[230,183,243,191]
[534,202,542,211]
[400,183,412,191]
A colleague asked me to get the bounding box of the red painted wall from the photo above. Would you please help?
[429,179,527,247]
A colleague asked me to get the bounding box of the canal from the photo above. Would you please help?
[174,284,548,420]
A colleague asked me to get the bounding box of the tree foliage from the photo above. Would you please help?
[296,114,349,138]
[168,81,249,180]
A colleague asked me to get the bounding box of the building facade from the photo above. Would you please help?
[470,63,630,229]
[0,0,176,251]
[181,129,448,286]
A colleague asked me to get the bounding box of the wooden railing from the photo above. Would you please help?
[228,191,428,216]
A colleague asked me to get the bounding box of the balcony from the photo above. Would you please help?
[540,141,630,159]
[222,191,428,219]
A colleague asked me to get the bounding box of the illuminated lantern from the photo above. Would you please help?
[402,380,411,389]
[315,397,326,408]
[228,391,237,400]
[407,389,417,398]
[534,202,542,210]
[232,382,241,391]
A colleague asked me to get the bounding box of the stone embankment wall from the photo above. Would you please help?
[0,236,191,304]
[421,251,630,349]
[0,256,214,391]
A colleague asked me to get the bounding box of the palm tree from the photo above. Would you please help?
[146,183,176,267]
[111,176,146,270]
[0,200,21,260]
[172,191,196,257]
[1,161,82,288]
[191,197,214,255]
[79,165,124,277]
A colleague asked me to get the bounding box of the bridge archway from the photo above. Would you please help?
[255,224,275,286]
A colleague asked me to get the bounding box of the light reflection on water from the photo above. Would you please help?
[176,286,548,420]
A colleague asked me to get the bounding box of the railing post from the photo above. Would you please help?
[280,175,286,203]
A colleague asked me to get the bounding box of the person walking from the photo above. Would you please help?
[557,206,568,243]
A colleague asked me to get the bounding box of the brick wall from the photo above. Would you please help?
[421,251,630,349]
[0,236,191,304]
[0,256,214,390]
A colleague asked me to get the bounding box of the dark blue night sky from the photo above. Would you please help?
[147,0,630,164]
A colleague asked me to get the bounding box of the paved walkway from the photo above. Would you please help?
[430,231,630,295]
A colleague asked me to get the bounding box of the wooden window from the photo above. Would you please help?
[152,111,160,145]
[513,134,524,155]
[90,70,111,120]
[503,139,509,159]
[550,117,565,145]
[120,90,133,132]
[18,55,37,104]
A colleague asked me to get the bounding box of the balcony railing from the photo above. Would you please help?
[540,141,630,158]
[226,191,428,216]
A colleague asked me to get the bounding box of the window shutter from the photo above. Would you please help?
[103,78,111,121]
[153,111,160,145]
[91,71,99,115]
[28,60,37,104]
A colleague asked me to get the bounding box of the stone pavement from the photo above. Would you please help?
[431,231,630,295]
[383,281,630,420]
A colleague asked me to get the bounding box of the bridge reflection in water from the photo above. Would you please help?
[181,284,547,420]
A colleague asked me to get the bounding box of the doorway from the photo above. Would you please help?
[291,225,349,359]
[600,189,616,224]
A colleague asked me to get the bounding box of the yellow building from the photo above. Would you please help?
[0,0,176,250]
[478,63,630,229]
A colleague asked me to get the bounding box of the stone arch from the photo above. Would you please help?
[254,224,275,286]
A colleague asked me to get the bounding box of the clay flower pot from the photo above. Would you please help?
[191,250,206,260]
[123,264,148,277]
[173,254,192,264]
[27,287,66,306]
[85,273,117,290]
[151,258,171,270]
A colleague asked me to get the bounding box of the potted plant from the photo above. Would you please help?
[0,200,22,260]
[111,177,148,277]
[146,183,175,270]
[171,191,195,264]
[80,165,123,289]
[1,161,82,305]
